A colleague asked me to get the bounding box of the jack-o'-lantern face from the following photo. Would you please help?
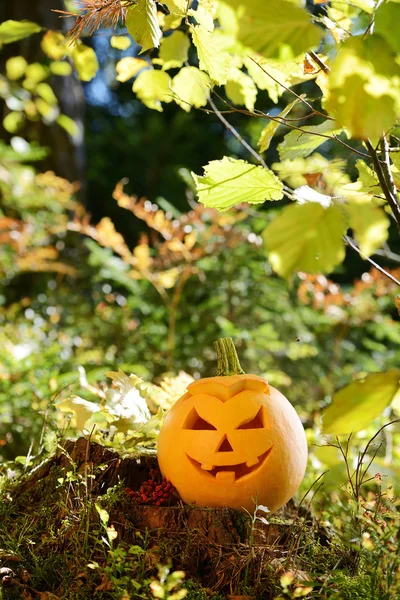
[182,397,274,484]
[158,373,308,513]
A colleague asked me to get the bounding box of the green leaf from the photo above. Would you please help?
[41,31,67,60]
[223,0,323,59]
[323,370,400,435]
[159,31,190,70]
[345,203,389,256]
[191,26,232,84]
[126,0,162,54]
[72,43,99,82]
[95,503,110,525]
[50,61,73,77]
[225,67,257,111]
[244,54,317,104]
[263,203,347,277]
[375,1,400,53]
[171,66,210,112]
[110,35,132,50]
[6,56,27,81]
[278,120,342,161]
[258,99,300,152]
[57,114,80,139]
[116,57,148,82]
[132,69,173,111]
[193,157,283,210]
[3,112,25,134]
[36,82,58,106]
[0,20,41,45]
[326,34,400,140]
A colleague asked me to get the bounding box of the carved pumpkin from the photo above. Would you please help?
[158,338,307,512]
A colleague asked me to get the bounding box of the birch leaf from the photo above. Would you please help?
[193,157,283,210]
[126,0,162,54]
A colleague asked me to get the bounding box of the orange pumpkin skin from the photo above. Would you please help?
[158,373,307,513]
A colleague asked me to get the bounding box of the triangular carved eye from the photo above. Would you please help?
[237,407,264,429]
[183,408,217,430]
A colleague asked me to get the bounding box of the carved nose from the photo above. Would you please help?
[217,435,233,452]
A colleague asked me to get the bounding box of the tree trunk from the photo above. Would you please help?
[0,0,86,200]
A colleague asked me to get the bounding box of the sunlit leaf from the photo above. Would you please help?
[323,370,400,434]
[159,31,190,70]
[375,0,400,53]
[57,114,80,139]
[193,157,283,210]
[110,35,132,50]
[326,35,400,140]
[278,121,342,161]
[116,57,148,82]
[244,54,317,104]
[6,56,27,81]
[191,25,232,84]
[225,67,257,111]
[258,99,300,152]
[171,66,210,112]
[345,203,389,257]
[126,0,162,53]
[41,31,67,60]
[223,0,323,59]
[132,69,173,111]
[50,61,73,76]
[0,20,41,45]
[36,83,58,106]
[264,203,347,277]
[3,112,25,134]
[72,43,99,82]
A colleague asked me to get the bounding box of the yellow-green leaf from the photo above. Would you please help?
[6,56,27,81]
[375,1,400,53]
[258,99,300,152]
[326,35,400,140]
[159,31,190,70]
[193,157,283,210]
[133,69,173,111]
[191,25,232,84]
[72,43,99,82]
[223,0,323,59]
[57,114,80,139]
[126,0,162,54]
[3,112,25,134]
[171,66,210,111]
[0,20,41,45]
[36,82,58,106]
[110,35,132,50]
[345,203,389,257]
[264,203,347,277]
[278,120,342,161]
[323,370,400,434]
[41,31,67,60]
[116,57,148,82]
[50,61,73,77]
[225,67,257,111]
[244,54,317,104]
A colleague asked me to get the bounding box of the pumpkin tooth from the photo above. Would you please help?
[246,457,260,467]
[215,471,236,483]
[201,464,215,471]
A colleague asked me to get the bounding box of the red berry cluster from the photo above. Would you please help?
[126,470,176,506]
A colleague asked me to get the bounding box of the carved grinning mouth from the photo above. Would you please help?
[186,447,273,483]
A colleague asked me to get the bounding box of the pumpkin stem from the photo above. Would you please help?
[214,337,245,376]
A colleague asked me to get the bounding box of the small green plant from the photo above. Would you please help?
[149,563,188,599]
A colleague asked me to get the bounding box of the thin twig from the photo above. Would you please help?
[248,56,333,121]
[344,235,400,287]
[366,139,400,231]
[207,97,294,199]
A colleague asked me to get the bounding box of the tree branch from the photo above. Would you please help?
[344,235,400,286]
[365,139,400,231]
